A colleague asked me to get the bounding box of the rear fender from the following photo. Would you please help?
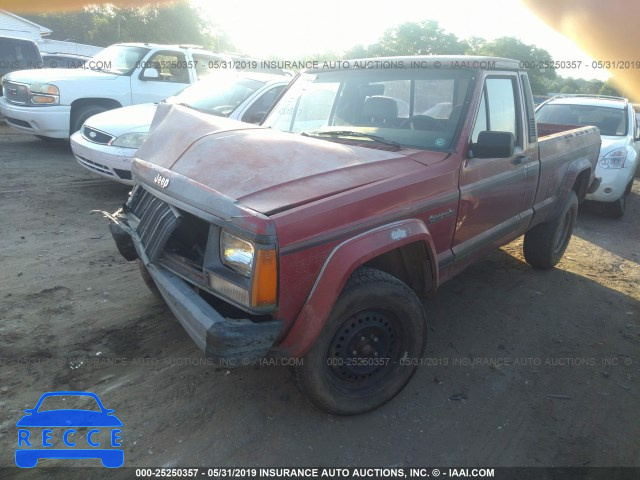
[555,157,594,217]
[278,219,437,357]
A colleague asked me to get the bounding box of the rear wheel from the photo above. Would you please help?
[294,267,427,415]
[523,191,578,269]
[70,104,108,135]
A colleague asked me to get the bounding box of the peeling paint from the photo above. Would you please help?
[391,228,408,241]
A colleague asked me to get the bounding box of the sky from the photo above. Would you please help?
[192,0,609,81]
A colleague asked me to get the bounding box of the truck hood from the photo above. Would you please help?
[135,104,441,214]
[5,67,117,84]
[85,103,157,136]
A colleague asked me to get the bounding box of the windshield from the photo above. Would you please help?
[263,68,473,150]
[90,45,150,75]
[536,103,628,136]
[167,75,264,116]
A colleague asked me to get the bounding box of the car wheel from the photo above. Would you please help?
[605,193,626,219]
[523,190,578,269]
[70,104,108,135]
[293,267,427,415]
[138,260,161,298]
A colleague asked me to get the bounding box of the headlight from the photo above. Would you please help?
[29,83,59,105]
[110,132,148,148]
[220,231,254,277]
[598,148,627,169]
[30,83,59,95]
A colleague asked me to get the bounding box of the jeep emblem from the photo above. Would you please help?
[153,174,169,189]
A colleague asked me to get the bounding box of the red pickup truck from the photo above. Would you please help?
[108,56,601,414]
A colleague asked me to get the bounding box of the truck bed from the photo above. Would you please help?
[533,124,601,220]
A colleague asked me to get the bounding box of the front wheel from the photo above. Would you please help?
[294,267,427,415]
[523,191,578,269]
[604,186,629,219]
[70,104,108,135]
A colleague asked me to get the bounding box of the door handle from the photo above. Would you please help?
[513,155,529,165]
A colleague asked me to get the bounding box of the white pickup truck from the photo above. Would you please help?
[0,42,235,139]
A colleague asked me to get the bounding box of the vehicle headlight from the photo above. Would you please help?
[220,231,255,277]
[598,148,627,169]
[29,83,59,105]
[110,132,148,148]
[213,230,278,309]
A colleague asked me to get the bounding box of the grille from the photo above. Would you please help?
[83,126,114,145]
[5,117,31,129]
[3,81,29,104]
[128,187,181,262]
[75,154,114,176]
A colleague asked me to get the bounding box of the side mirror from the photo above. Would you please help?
[141,67,159,80]
[471,131,515,158]
[243,111,267,124]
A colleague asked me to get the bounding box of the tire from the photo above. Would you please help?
[138,260,161,298]
[605,194,626,219]
[70,104,108,134]
[523,190,578,269]
[293,267,427,415]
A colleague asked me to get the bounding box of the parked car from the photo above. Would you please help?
[71,72,289,184]
[536,94,639,218]
[0,35,42,96]
[0,42,241,138]
[41,53,90,69]
[107,56,600,414]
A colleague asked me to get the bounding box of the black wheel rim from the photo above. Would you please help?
[326,309,398,383]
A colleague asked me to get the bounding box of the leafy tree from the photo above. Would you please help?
[599,81,621,96]
[470,37,556,95]
[25,2,232,51]
[345,21,468,58]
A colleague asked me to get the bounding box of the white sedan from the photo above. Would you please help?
[71,72,289,185]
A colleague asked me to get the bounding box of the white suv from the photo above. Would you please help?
[536,95,639,218]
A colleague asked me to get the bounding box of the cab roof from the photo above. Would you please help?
[544,94,628,109]
[305,55,522,73]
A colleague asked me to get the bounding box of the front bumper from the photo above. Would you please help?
[0,97,70,138]
[586,164,636,202]
[109,211,283,363]
[70,131,135,185]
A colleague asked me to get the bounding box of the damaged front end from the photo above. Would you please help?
[106,183,283,364]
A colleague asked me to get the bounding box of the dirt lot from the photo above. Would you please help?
[0,123,639,477]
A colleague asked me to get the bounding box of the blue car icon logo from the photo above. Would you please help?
[15,391,123,468]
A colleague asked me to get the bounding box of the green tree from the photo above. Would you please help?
[471,37,556,95]
[599,81,621,96]
[25,2,232,51]
[345,20,468,58]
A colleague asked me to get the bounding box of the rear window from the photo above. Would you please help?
[0,37,42,75]
[536,103,627,136]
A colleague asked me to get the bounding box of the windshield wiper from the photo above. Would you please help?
[303,130,401,148]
